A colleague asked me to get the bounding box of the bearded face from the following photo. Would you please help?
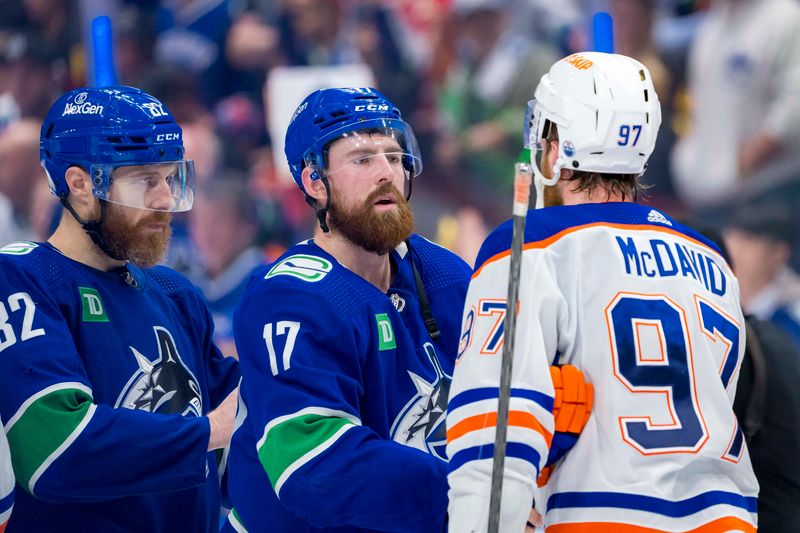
[91,201,173,267]
[328,181,414,255]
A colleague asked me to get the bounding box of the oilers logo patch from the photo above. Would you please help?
[116,326,202,417]
[389,343,450,459]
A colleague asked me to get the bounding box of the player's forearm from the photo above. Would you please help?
[10,399,210,503]
[448,470,534,533]
[274,431,449,532]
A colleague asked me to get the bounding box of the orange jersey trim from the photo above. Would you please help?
[473,223,724,280]
[447,410,553,446]
[545,516,756,533]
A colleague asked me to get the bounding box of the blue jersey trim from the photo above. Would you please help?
[546,490,758,516]
[0,489,14,513]
[449,443,541,475]
[448,387,554,413]
[475,203,722,273]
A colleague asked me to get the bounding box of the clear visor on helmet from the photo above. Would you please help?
[89,161,195,212]
[523,99,547,172]
[305,122,423,180]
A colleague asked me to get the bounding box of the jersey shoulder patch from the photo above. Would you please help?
[264,253,333,283]
[0,241,39,256]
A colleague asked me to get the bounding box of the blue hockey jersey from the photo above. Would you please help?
[0,241,240,532]
[226,234,471,532]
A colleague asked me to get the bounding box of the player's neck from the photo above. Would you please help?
[48,214,126,271]
[314,229,393,292]
[557,183,627,206]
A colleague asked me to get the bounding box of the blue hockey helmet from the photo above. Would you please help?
[284,87,422,192]
[40,86,195,212]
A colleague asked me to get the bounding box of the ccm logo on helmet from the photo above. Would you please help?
[62,101,104,116]
[156,133,180,142]
[354,104,389,112]
[564,54,594,71]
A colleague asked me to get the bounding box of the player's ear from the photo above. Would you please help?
[547,139,560,162]
[64,166,94,206]
[301,166,327,205]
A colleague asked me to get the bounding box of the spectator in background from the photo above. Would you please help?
[700,225,800,533]
[189,173,267,358]
[152,0,240,106]
[267,0,417,111]
[610,0,679,205]
[0,32,63,123]
[276,0,354,66]
[672,0,800,208]
[723,202,800,350]
[0,119,56,243]
[434,0,557,220]
[733,315,800,533]
[18,0,80,64]
[114,3,157,88]
[163,114,222,279]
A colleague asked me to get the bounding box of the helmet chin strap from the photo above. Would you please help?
[532,157,564,209]
[305,175,332,233]
[60,197,127,260]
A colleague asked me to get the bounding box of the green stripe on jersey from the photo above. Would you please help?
[259,413,356,494]
[6,386,94,494]
[228,508,248,532]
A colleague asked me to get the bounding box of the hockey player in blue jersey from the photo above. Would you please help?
[0,86,240,532]
[447,52,759,532]
[0,415,12,531]
[224,87,473,532]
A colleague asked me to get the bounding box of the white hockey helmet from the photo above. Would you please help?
[525,52,662,207]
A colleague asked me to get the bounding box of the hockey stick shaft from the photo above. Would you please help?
[488,162,533,533]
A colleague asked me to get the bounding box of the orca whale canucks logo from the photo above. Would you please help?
[116,326,202,417]
[389,343,450,459]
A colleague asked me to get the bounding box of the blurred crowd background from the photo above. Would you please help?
[1,0,800,357]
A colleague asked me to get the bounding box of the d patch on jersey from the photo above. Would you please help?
[375,313,397,350]
[265,254,332,282]
[79,287,109,322]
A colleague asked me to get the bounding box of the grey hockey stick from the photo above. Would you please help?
[488,162,533,533]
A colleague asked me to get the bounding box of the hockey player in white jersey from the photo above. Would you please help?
[446,52,759,532]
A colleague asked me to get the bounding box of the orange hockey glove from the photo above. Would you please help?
[537,364,594,486]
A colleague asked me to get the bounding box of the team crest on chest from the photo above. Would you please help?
[115,326,202,417]
[389,342,450,459]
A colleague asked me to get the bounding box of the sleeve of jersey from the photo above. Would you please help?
[0,419,13,531]
[446,243,565,532]
[235,283,448,532]
[0,264,210,503]
[186,284,240,409]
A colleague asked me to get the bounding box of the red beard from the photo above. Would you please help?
[97,202,173,267]
[328,182,414,255]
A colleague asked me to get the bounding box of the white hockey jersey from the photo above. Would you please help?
[446,203,758,533]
